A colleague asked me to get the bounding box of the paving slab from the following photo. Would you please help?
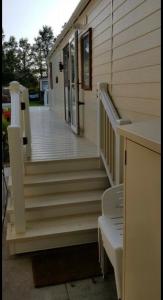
[66,275,117,300]
[3,217,117,300]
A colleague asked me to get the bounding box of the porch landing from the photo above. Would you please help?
[30,107,98,161]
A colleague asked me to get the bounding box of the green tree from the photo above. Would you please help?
[32,37,46,78]
[38,25,55,59]
[2,36,19,84]
[2,29,5,74]
[32,25,56,78]
[2,25,56,86]
[2,32,38,88]
[16,38,37,87]
[17,38,32,71]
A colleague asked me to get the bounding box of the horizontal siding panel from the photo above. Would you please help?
[113,0,144,24]
[112,65,160,84]
[93,73,111,85]
[112,83,161,99]
[113,10,161,48]
[118,109,160,121]
[113,0,161,36]
[93,40,112,57]
[88,0,111,24]
[113,0,127,12]
[114,97,160,116]
[93,63,111,76]
[112,47,160,72]
[93,28,112,48]
[94,36,111,49]
[90,4,111,29]
[113,28,160,61]
[93,16,112,38]
[84,91,97,101]
[93,50,111,66]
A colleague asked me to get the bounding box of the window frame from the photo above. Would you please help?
[80,28,92,90]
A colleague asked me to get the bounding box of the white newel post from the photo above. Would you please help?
[44,89,48,106]
[8,127,26,233]
[10,81,21,126]
[8,81,26,233]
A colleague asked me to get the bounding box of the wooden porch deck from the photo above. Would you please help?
[29,107,98,161]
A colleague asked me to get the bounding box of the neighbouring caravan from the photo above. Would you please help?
[47,0,160,145]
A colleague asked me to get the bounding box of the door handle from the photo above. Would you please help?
[78,101,85,105]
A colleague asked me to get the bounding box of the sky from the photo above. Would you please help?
[2,0,81,43]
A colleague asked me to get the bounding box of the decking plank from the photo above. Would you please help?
[29,107,98,161]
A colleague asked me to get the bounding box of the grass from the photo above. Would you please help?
[29,100,44,106]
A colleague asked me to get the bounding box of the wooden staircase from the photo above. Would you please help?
[6,157,110,254]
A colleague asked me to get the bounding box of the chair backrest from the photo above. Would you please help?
[102,184,124,217]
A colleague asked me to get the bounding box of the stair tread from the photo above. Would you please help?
[24,170,107,184]
[8,190,104,210]
[8,170,107,187]
[25,156,99,165]
[7,213,99,240]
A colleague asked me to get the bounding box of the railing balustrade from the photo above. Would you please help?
[19,84,31,159]
[7,81,31,233]
[97,82,130,185]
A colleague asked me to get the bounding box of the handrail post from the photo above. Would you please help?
[44,89,48,106]
[97,82,130,186]
[20,85,31,159]
[115,134,121,185]
[8,127,26,233]
[8,81,26,233]
[9,81,21,126]
[24,88,31,159]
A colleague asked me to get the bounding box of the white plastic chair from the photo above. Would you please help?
[98,184,123,300]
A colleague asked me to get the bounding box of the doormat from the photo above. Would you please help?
[31,243,112,287]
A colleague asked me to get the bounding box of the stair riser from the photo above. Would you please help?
[8,229,98,255]
[8,201,101,223]
[23,178,109,197]
[25,158,102,175]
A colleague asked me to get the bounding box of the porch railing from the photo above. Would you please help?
[7,81,31,233]
[97,82,130,186]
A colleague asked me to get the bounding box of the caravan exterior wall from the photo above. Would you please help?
[48,0,160,145]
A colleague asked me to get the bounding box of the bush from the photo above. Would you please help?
[2,116,9,163]
[2,94,11,103]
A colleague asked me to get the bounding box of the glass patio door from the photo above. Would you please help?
[63,44,70,123]
[69,31,79,134]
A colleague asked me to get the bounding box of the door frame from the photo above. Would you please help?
[69,31,79,134]
[63,43,71,124]
[63,31,79,134]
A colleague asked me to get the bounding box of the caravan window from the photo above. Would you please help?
[81,28,92,90]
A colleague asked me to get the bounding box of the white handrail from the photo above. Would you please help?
[98,82,130,129]
[8,81,26,233]
[97,82,131,185]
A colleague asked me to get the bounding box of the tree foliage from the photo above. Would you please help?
[2,36,19,83]
[32,25,56,77]
[2,25,56,87]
